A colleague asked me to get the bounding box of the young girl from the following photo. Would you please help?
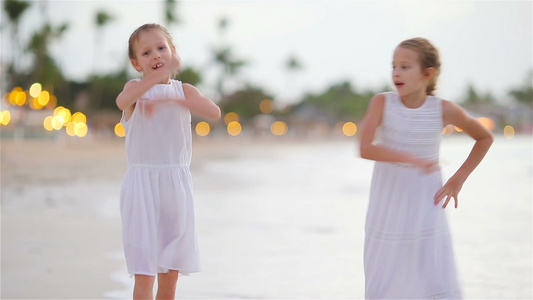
[116,23,220,299]
[359,38,493,299]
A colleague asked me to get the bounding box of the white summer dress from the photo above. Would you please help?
[364,92,462,299]
[120,79,199,276]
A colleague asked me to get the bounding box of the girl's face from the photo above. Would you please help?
[392,46,431,98]
[130,29,177,83]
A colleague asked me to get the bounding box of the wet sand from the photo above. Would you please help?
[1,136,532,299]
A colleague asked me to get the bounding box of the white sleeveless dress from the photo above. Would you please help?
[364,92,461,299]
[120,79,199,276]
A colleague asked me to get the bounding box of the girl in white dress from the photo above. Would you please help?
[116,23,221,300]
[359,38,493,299]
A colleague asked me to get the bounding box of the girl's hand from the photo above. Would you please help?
[165,51,181,75]
[150,51,181,82]
[434,174,465,209]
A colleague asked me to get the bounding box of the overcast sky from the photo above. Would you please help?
[7,0,533,104]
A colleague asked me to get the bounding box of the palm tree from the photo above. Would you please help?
[2,0,31,87]
[93,10,114,74]
[284,54,303,103]
[164,0,180,26]
[211,17,247,100]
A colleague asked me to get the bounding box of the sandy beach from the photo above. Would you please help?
[1,135,532,299]
[1,138,127,299]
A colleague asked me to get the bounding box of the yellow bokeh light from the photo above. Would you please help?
[9,87,22,105]
[271,121,288,136]
[43,116,54,131]
[15,90,27,106]
[52,115,64,130]
[224,112,239,125]
[57,108,72,126]
[66,122,77,136]
[342,122,357,136]
[114,123,125,137]
[37,90,50,106]
[30,98,45,110]
[260,99,274,114]
[29,83,42,98]
[195,121,211,136]
[54,106,65,116]
[477,117,495,131]
[503,125,515,139]
[71,112,87,124]
[1,110,12,126]
[227,121,242,136]
[74,122,88,137]
[442,124,454,135]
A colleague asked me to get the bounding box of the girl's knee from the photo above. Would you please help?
[158,270,179,286]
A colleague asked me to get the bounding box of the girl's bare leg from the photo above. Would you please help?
[156,270,179,300]
[134,274,155,300]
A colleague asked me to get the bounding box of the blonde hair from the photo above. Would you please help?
[128,23,176,60]
[398,38,441,95]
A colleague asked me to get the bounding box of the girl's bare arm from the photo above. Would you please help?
[359,94,437,171]
[434,100,494,208]
[182,84,221,120]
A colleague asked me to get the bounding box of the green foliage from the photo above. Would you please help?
[462,83,495,104]
[286,55,303,71]
[95,10,114,27]
[296,81,374,120]
[176,67,202,86]
[219,85,273,119]
[508,70,533,106]
[3,0,30,24]
[164,0,180,25]
[87,70,130,110]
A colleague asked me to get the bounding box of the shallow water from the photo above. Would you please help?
[105,135,531,299]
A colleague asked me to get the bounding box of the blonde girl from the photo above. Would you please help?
[359,37,493,299]
[116,23,220,299]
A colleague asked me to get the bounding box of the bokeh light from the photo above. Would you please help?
[37,90,50,106]
[66,122,77,136]
[503,125,515,139]
[477,117,495,131]
[114,123,125,137]
[442,124,454,135]
[55,106,72,126]
[43,116,54,131]
[224,112,239,125]
[342,122,357,136]
[0,110,12,126]
[15,90,27,106]
[227,121,242,136]
[260,99,274,114]
[74,122,88,137]
[42,107,89,137]
[51,115,64,130]
[71,112,87,124]
[271,121,288,136]
[8,87,22,105]
[29,82,42,98]
[195,121,211,136]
